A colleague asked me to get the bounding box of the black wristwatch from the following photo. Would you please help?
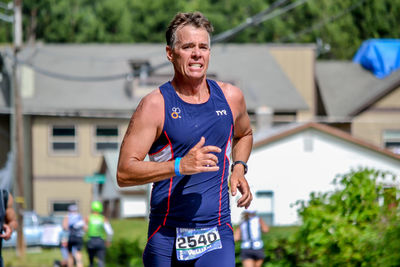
[231,161,248,174]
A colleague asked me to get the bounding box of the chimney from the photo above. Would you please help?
[125,59,150,99]
[256,106,273,130]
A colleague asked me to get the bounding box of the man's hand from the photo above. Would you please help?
[180,137,221,175]
[0,223,13,240]
[230,170,252,208]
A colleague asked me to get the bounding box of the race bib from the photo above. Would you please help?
[176,226,222,261]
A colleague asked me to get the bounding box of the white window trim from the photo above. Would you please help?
[92,125,120,155]
[383,129,400,154]
[48,124,78,156]
[49,199,79,214]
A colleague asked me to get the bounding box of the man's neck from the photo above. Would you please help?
[171,76,209,104]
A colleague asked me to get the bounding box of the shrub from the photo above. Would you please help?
[106,238,143,267]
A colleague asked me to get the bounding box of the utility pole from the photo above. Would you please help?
[12,0,25,257]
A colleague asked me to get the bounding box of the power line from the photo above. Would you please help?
[278,0,367,42]
[151,0,311,73]
[3,0,313,82]
[211,0,291,43]
[4,51,135,82]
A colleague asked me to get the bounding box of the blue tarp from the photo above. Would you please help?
[353,39,400,79]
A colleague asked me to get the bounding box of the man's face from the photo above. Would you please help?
[167,25,210,81]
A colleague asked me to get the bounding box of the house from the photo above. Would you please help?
[229,122,400,226]
[316,61,400,154]
[97,151,150,219]
[0,43,315,217]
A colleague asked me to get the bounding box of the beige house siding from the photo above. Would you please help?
[373,86,400,108]
[34,178,93,216]
[32,116,128,176]
[32,116,129,216]
[269,46,316,121]
[352,86,400,148]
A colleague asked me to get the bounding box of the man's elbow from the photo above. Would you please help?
[116,170,140,187]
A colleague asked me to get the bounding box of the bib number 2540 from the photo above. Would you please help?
[177,232,218,249]
[175,227,222,261]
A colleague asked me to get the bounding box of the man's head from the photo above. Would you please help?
[166,12,214,49]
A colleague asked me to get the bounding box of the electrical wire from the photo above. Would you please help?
[278,0,367,42]
[3,0,362,82]
[3,51,135,82]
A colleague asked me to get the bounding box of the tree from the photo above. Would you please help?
[293,168,399,266]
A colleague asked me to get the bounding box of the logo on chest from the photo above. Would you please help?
[171,107,182,119]
[216,110,227,116]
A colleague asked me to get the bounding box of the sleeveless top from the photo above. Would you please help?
[87,214,105,239]
[68,213,84,238]
[240,216,264,250]
[148,79,234,229]
[0,189,8,254]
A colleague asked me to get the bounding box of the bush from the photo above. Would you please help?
[292,168,399,267]
[106,238,143,267]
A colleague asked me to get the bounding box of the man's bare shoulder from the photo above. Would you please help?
[216,81,244,102]
[139,89,164,112]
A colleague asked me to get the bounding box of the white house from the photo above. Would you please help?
[230,122,400,226]
[98,152,150,218]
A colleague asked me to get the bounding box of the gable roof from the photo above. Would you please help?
[316,61,400,118]
[254,122,400,161]
[1,43,308,116]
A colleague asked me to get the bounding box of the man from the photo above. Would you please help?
[85,201,113,267]
[63,204,84,267]
[117,11,253,266]
[234,210,269,267]
[0,190,18,267]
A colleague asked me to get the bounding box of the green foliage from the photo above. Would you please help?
[106,238,143,267]
[2,0,400,59]
[293,168,399,266]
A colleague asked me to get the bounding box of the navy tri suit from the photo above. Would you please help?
[143,80,236,266]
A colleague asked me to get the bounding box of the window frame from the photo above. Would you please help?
[383,129,400,154]
[92,124,120,155]
[49,125,78,156]
[49,200,78,214]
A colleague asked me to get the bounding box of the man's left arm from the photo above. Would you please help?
[220,82,253,209]
[0,193,18,240]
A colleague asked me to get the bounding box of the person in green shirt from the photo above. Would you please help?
[85,201,113,267]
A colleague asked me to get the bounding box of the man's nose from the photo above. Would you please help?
[192,47,201,58]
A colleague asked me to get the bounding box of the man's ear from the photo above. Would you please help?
[166,46,173,62]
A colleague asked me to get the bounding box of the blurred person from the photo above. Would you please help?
[85,201,113,267]
[117,11,253,267]
[234,210,269,267]
[0,189,17,267]
[53,229,77,267]
[63,204,84,267]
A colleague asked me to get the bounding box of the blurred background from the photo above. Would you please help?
[0,0,400,266]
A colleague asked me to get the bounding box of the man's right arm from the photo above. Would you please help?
[117,90,222,187]
[117,90,176,187]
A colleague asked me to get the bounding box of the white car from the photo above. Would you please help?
[2,212,63,248]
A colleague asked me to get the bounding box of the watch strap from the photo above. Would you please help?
[231,160,248,174]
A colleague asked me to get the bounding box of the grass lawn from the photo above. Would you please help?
[3,218,297,266]
[3,218,149,267]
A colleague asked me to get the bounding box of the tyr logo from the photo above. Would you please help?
[216,110,227,116]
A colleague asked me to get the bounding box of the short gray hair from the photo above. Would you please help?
[166,12,214,48]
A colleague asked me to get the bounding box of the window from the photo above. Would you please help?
[383,130,400,154]
[50,125,77,154]
[94,125,119,153]
[51,201,77,213]
[254,191,274,225]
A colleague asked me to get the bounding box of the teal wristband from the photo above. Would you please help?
[174,157,182,176]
